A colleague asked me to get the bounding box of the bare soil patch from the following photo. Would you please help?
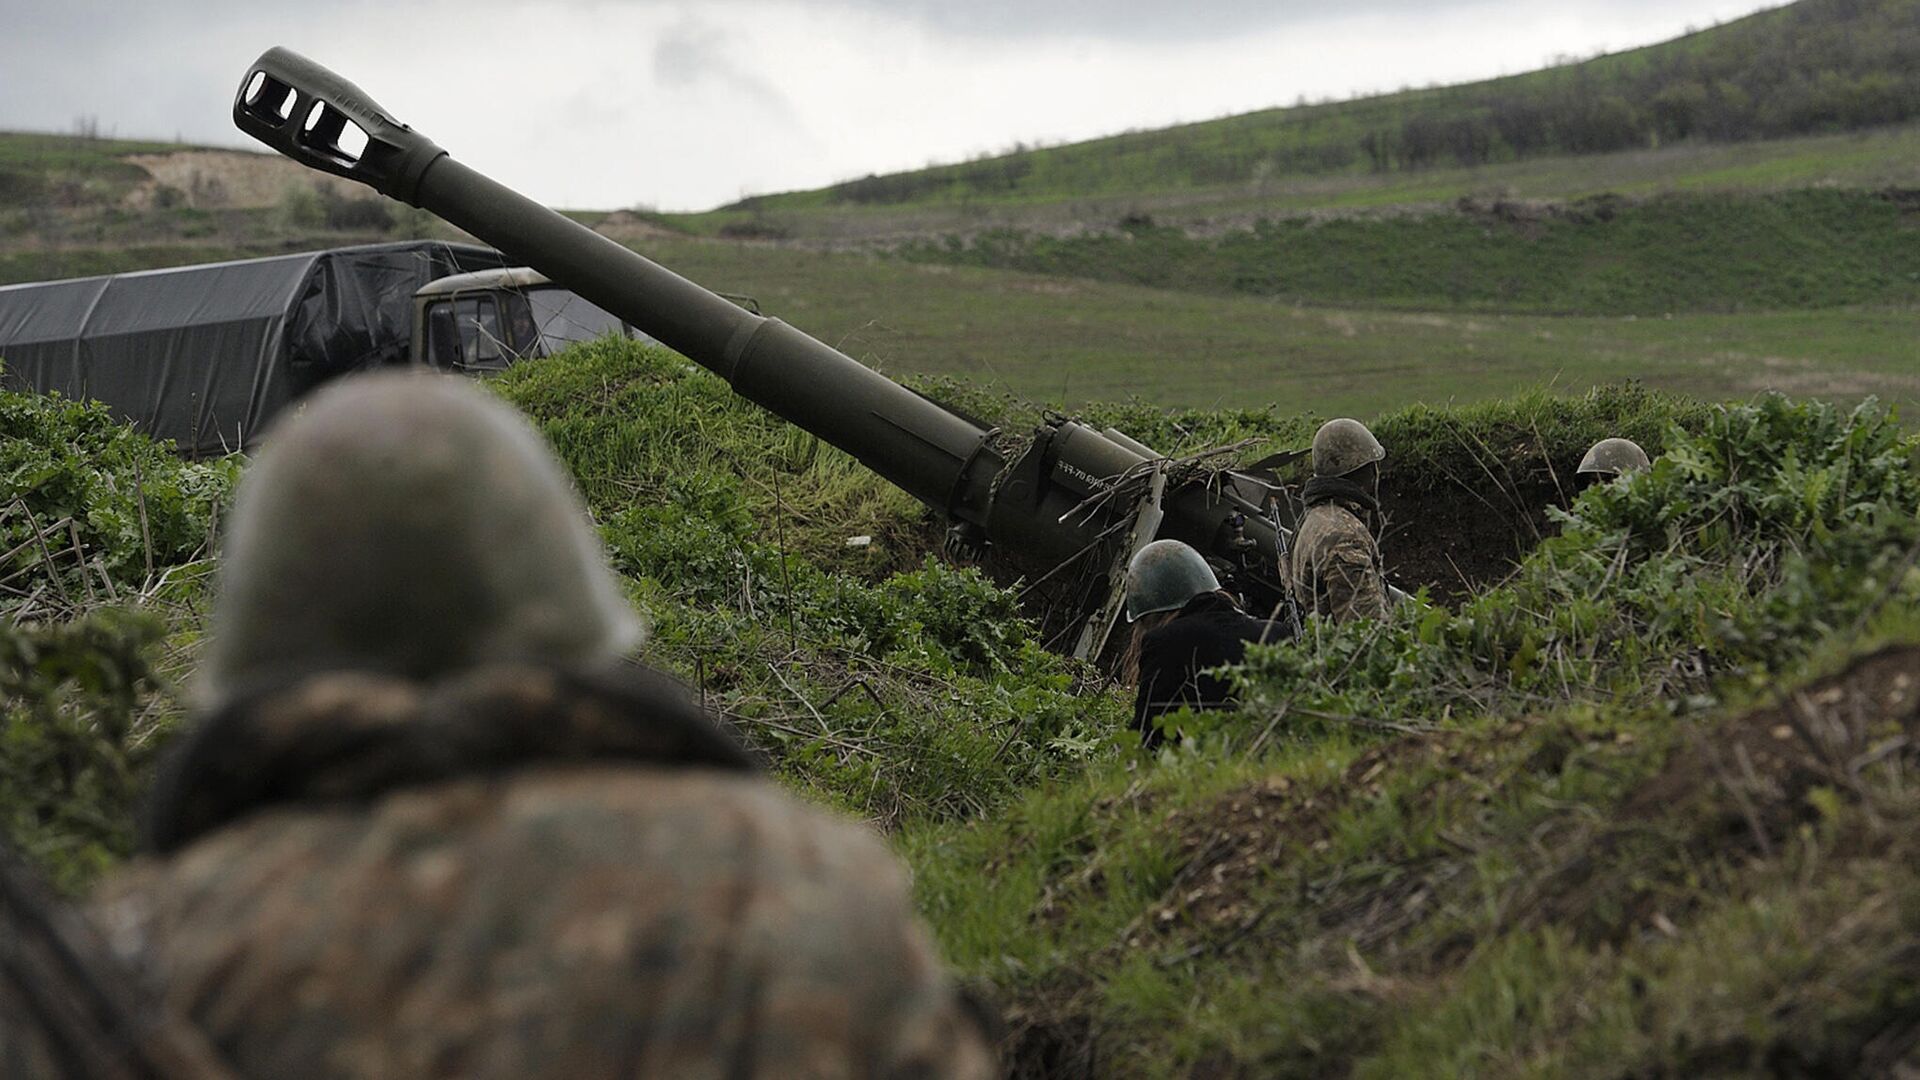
[121,150,359,210]
[1381,472,1566,602]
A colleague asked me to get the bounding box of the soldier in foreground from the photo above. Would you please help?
[1289,418,1392,624]
[1124,540,1289,750]
[90,373,994,1079]
[1576,437,1652,488]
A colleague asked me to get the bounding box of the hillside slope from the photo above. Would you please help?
[728,0,1920,215]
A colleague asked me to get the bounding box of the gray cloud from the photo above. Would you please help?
[652,18,796,118]
[663,0,1731,43]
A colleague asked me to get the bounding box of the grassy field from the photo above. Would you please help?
[612,234,1920,416]
[901,189,1920,315]
[665,123,1920,241]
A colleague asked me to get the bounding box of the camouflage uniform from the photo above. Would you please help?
[84,373,994,1080]
[1289,500,1390,624]
[93,664,994,1080]
[1290,418,1391,625]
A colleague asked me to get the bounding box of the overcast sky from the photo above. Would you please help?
[0,0,1780,212]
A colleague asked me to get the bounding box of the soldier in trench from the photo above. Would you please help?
[1123,539,1290,751]
[1289,418,1393,625]
[86,372,995,1080]
[1575,437,1651,489]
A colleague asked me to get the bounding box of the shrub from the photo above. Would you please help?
[0,611,172,895]
[0,384,237,618]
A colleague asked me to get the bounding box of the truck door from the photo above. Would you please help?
[423,295,511,372]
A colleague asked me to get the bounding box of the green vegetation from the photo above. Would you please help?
[729,0,1920,214]
[0,131,199,208]
[900,392,1920,1076]
[667,124,1920,240]
[0,387,232,893]
[905,189,1920,315]
[3,339,1918,1074]
[621,235,1920,415]
[490,340,1123,824]
[0,244,270,286]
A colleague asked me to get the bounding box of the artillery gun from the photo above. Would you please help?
[232,48,1300,658]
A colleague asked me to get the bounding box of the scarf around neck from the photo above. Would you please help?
[1302,474,1379,514]
[142,662,757,855]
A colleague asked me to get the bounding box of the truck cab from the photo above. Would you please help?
[412,266,649,372]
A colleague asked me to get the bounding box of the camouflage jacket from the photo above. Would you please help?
[91,664,994,1080]
[1289,499,1389,624]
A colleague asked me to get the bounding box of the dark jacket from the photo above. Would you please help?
[1134,593,1288,749]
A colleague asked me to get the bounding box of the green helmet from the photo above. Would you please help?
[1311,418,1386,479]
[1576,438,1650,478]
[201,372,642,706]
[1125,539,1220,622]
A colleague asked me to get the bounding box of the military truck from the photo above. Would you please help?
[0,241,646,456]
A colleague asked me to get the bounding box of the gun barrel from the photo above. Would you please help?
[233,47,1291,615]
[235,47,1000,525]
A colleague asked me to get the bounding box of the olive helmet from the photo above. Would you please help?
[1311,418,1386,479]
[1125,539,1220,622]
[201,372,642,706]
[1576,437,1651,479]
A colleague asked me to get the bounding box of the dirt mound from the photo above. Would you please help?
[1628,644,1919,827]
[1381,479,1562,600]
[592,211,688,244]
[1118,734,1456,953]
[998,646,1920,1074]
[1510,644,1920,946]
[1121,638,1920,957]
[121,150,360,210]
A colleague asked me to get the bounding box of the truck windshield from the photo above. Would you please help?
[525,288,628,354]
[425,296,509,372]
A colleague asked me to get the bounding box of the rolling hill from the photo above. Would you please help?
[717,0,1920,218]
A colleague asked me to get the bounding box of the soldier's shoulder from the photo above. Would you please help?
[1300,502,1373,544]
[105,765,906,916]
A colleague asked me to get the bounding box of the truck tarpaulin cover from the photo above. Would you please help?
[0,242,506,457]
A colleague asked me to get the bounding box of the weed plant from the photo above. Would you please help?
[0,385,229,891]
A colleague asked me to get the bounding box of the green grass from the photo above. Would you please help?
[665,124,1920,241]
[905,190,1920,315]
[613,235,1920,416]
[0,244,276,285]
[7,340,1920,1075]
[0,131,210,206]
